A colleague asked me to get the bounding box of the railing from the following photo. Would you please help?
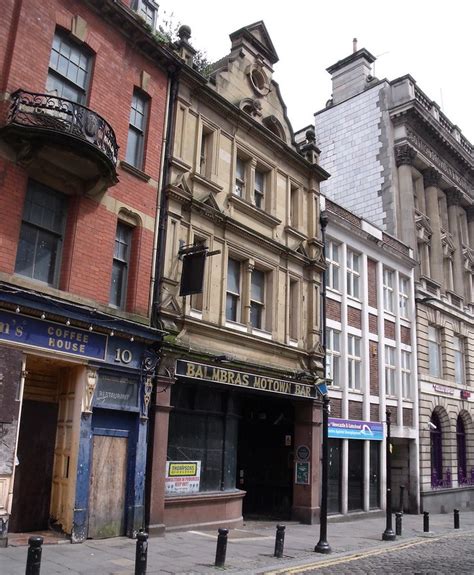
[6,89,118,166]
[458,468,474,487]
[431,468,452,488]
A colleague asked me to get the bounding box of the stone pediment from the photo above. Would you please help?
[229,21,279,65]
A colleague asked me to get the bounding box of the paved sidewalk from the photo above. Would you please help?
[1,511,474,574]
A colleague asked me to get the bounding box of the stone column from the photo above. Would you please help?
[423,168,443,286]
[395,145,417,249]
[446,188,464,297]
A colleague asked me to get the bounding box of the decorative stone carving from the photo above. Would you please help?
[423,167,441,188]
[445,187,463,207]
[395,144,416,167]
[83,368,97,413]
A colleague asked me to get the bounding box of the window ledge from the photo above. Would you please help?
[251,327,272,340]
[229,194,281,228]
[191,172,223,194]
[285,225,306,241]
[287,339,299,348]
[120,160,151,182]
[189,309,203,320]
[224,320,247,333]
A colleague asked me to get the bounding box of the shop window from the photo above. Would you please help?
[457,416,467,484]
[453,335,465,385]
[399,276,410,318]
[326,328,341,386]
[369,442,380,509]
[430,412,443,487]
[15,180,67,287]
[347,334,361,390]
[109,221,133,308]
[401,350,411,398]
[168,384,236,492]
[346,249,360,299]
[428,325,442,377]
[126,89,149,170]
[328,439,342,514]
[383,268,394,313]
[348,441,364,511]
[384,345,396,397]
[226,257,242,323]
[326,240,341,292]
[47,29,92,104]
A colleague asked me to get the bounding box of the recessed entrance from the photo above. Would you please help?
[237,394,294,519]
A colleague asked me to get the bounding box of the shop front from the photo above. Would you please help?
[148,358,324,532]
[0,306,159,545]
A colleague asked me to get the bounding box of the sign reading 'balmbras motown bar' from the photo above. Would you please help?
[176,360,317,399]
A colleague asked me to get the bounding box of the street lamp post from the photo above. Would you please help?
[382,409,396,541]
[315,388,331,554]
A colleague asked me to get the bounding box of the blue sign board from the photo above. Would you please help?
[328,418,383,441]
[0,309,106,360]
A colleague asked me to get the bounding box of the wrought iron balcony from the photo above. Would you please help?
[1,89,119,194]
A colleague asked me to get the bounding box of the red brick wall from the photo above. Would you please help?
[369,341,379,395]
[368,259,377,307]
[384,320,395,340]
[347,306,361,329]
[370,403,380,421]
[0,0,168,318]
[349,400,362,420]
[330,397,342,418]
[327,298,341,322]
[401,326,411,345]
[369,313,378,334]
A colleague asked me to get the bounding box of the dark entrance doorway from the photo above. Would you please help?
[237,394,294,519]
[10,400,58,532]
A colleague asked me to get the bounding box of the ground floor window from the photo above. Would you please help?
[328,439,342,514]
[168,383,237,492]
[369,442,380,508]
[430,412,443,487]
[348,441,364,511]
[457,415,467,483]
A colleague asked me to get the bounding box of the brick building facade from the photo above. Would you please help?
[0,0,173,544]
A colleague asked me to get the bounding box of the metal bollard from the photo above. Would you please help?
[26,536,43,575]
[454,508,460,530]
[399,485,405,513]
[274,524,286,558]
[135,531,148,575]
[395,512,402,536]
[423,511,430,533]
[215,528,229,567]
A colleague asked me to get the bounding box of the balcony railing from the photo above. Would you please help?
[431,468,452,488]
[6,89,118,167]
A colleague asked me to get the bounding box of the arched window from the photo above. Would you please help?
[430,412,443,487]
[457,416,467,484]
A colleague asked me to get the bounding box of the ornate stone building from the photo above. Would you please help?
[314,46,474,512]
[147,23,329,532]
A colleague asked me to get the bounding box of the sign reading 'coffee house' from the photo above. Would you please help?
[177,360,317,399]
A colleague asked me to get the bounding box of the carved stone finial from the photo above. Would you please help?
[423,167,441,189]
[178,24,191,42]
[306,128,316,143]
[445,187,463,207]
[395,144,416,167]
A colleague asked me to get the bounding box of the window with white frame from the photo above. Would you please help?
[47,30,92,104]
[254,168,265,209]
[401,350,411,398]
[383,268,395,313]
[226,258,241,323]
[346,249,360,299]
[289,278,299,341]
[347,334,361,390]
[428,325,442,377]
[326,328,341,386]
[250,268,265,329]
[399,276,410,318]
[126,89,149,169]
[235,156,246,197]
[385,345,396,396]
[326,240,341,291]
[453,335,465,385]
[133,0,159,29]
[109,221,133,309]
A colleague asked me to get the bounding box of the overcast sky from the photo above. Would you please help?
[158,0,474,143]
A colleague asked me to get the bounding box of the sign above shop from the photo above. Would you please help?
[432,383,455,396]
[328,418,383,441]
[176,360,317,399]
[94,374,139,410]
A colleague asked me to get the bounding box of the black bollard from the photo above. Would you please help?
[423,511,430,533]
[26,536,43,575]
[395,512,402,536]
[399,485,405,513]
[215,528,229,567]
[454,509,460,529]
[274,524,286,558]
[135,531,148,575]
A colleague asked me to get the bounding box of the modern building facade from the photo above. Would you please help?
[321,197,418,515]
[314,46,474,513]
[147,22,329,533]
[0,0,173,544]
